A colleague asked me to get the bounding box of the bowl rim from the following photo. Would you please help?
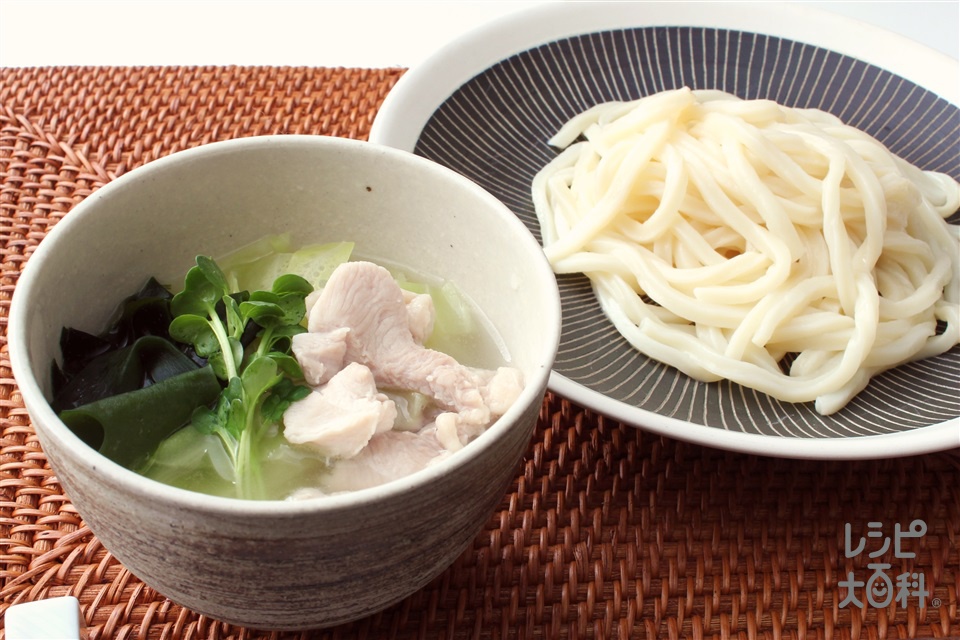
[7,134,562,515]
[368,1,960,460]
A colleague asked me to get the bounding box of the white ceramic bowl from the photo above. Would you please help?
[7,135,561,630]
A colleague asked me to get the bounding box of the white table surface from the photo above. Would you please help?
[0,1,957,68]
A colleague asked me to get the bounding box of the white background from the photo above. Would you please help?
[0,1,957,68]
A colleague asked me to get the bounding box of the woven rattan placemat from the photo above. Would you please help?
[1,66,958,640]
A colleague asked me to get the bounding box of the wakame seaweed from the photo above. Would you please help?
[52,276,218,468]
[60,365,222,470]
[51,260,313,496]
[53,277,205,400]
[52,336,200,412]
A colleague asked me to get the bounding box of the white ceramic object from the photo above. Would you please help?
[369,0,960,459]
[4,597,82,640]
[7,135,561,630]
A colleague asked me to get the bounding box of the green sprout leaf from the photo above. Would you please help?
[222,294,245,339]
[266,352,304,378]
[272,273,313,296]
[166,255,314,499]
[241,355,281,400]
[169,315,220,357]
[239,299,286,329]
[172,266,219,315]
[190,404,221,435]
[261,377,312,424]
[196,255,231,296]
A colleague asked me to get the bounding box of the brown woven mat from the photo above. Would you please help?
[1,66,958,640]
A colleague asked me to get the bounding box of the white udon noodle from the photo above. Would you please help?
[532,87,960,415]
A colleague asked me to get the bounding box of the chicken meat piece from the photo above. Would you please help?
[283,362,397,459]
[318,429,450,493]
[294,282,434,386]
[479,367,525,415]
[290,328,349,386]
[402,289,435,345]
[307,261,509,425]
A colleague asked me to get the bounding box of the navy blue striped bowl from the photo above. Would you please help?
[370,1,959,459]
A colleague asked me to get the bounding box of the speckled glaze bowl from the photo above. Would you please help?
[8,135,561,630]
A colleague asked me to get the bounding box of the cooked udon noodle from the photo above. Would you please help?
[532,88,960,415]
